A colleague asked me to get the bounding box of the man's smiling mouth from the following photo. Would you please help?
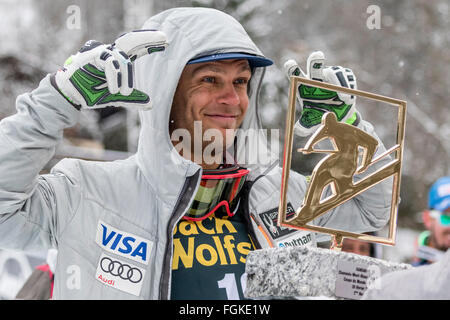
[204,113,239,128]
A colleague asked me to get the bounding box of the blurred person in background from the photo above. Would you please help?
[15,249,57,300]
[412,176,450,266]
[342,238,371,256]
[341,232,381,258]
[363,180,450,300]
[342,239,374,258]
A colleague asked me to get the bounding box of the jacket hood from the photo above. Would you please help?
[134,7,276,205]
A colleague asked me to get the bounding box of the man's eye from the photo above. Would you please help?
[202,76,215,83]
[234,78,249,85]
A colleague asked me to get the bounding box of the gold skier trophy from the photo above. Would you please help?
[244,75,409,300]
[277,75,407,250]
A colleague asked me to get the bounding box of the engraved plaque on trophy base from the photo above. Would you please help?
[244,246,410,300]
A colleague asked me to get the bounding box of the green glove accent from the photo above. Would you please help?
[298,85,355,128]
[69,64,149,107]
[52,30,168,110]
[284,52,360,137]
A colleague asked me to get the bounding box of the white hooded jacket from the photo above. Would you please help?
[0,7,392,299]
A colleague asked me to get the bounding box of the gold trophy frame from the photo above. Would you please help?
[277,76,407,250]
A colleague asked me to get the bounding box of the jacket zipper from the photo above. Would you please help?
[158,61,268,299]
[158,170,201,300]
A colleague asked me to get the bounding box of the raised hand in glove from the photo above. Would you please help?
[51,30,168,111]
[284,51,360,137]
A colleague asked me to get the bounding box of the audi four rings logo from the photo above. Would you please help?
[100,257,143,283]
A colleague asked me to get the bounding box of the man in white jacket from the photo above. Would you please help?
[0,7,392,299]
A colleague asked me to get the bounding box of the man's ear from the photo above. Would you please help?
[422,210,433,229]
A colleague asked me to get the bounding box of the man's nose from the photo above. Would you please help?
[217,82,241,106]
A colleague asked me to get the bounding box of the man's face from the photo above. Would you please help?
[342,238,371,257]
[169,59,252,166]
[426,209,450,251]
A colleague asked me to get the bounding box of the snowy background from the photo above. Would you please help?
[0,0,449,299]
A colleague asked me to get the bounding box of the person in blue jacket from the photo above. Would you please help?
[413,176,450,266]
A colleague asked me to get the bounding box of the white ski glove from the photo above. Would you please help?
[51,29,168,110]
[284,51,360,137]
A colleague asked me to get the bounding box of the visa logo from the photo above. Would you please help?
[95,220,153,265]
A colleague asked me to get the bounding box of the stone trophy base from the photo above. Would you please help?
[244,246,411,300]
